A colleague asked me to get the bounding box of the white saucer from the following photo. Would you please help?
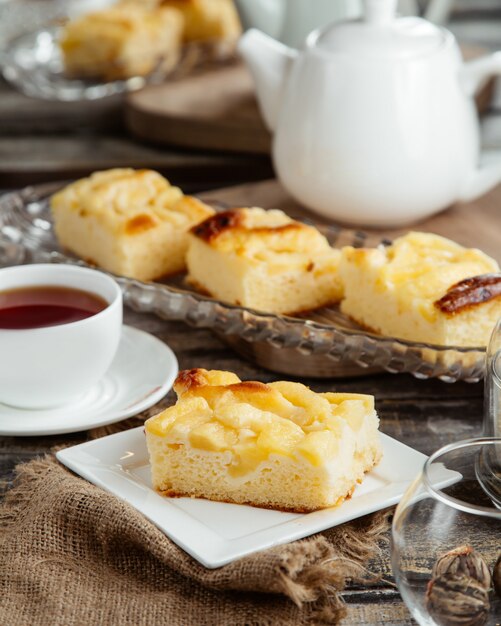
[0,326,178,436]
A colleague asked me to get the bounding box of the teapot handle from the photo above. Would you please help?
[458,52,501,202]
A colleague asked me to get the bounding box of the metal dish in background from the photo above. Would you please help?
[0,182,487,382]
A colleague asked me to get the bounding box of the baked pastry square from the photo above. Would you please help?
[339,231,501,347]
[159,0,241,41]
[145,368,382,512]
[186,207,343,314]
[59,3,183,80]
[51,168,214,281]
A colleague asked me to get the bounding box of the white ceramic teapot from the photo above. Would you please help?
[238,0,501,227]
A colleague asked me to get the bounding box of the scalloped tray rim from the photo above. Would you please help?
[0,182,487,382]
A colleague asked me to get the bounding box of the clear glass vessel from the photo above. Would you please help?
[482,319,501,507]
[392,438,501,625]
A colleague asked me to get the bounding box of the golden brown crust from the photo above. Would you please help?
[190,209,303,244]
[434,273,501,315]
[225,380,271,394]
[173,368,211,395]
[52,168,213,232]
[190,210,242,242]
[173,368,245,396]
[125,213,157,235]
[173,369,271,397]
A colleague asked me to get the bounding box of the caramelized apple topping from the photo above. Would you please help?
[191,211,242,242]
[434,274,501,314]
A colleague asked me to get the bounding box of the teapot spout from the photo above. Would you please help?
[238,29,297,132]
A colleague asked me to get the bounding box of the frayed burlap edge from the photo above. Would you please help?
[1,454,392,626]
[84,414,392,621]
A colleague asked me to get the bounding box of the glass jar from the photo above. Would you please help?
[483,318,501,507]
[392,438,501,625]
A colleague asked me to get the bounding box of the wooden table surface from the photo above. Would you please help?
[0,77,500,626]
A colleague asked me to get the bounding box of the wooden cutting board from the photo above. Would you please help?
[126,46,495,155]
[126,63,271,154]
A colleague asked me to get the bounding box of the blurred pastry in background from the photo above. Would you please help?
[51,168,214,280]
[59,2,184,80]
[159,0,242,42]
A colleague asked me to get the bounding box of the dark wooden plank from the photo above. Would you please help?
[0,136,273,187]
[378,401,483,458]
[0,80,125,135]
[0,80,273,186]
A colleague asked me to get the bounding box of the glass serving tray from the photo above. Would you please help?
[0,25,236,101]
[0,182,486,382]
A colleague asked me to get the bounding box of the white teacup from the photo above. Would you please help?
[0,264,122,409]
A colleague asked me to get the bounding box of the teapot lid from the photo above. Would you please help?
[311,0,447,59]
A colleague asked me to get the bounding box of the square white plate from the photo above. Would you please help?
[57,427,459,568]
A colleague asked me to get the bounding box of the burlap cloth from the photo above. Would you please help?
[0,434,391,626]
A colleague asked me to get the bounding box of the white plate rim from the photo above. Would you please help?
[0,326,178,436]
[56,427,460,568]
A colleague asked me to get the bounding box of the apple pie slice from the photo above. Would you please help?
[145,368,382,512]
[51,168,214,281]
[339,231,501,346]
[186,207,343,314]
